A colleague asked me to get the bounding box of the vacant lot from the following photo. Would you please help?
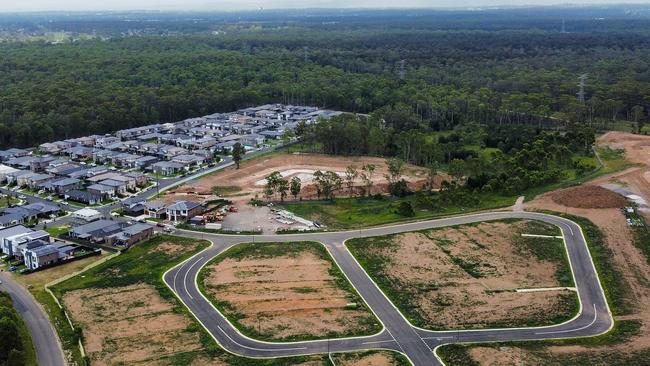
[200,241,380,341]
[333,350,410,366]
[171,152,430,201]
[347,220,577,329]
[63,284,202,366]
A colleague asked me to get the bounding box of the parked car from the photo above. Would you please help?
[156,222,165,227]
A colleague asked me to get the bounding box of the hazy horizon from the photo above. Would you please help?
[1,0,649,13]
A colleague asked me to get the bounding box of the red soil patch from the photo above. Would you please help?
[551,185,627,209]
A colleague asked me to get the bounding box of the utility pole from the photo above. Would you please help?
[577,74,587,103]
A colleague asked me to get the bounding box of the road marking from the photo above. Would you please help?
[173,257,191,294]
[183,257,204,300]
[361,340,397,345]
[420,336,455,341]
[535,305,598,335]
[217,326,307,352]
[385,328,406,354]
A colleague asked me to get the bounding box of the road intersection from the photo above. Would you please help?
[164,211,613,366]
[1,144,614,365]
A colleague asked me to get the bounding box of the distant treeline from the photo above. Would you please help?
[0,12,649,147]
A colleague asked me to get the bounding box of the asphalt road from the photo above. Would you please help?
[0,145,613,365]
[165,211,613,366]
[0,272,66,366]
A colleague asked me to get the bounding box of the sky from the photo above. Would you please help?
[0,0,648,12]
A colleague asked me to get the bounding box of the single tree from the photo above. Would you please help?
[385,158,404,184]
[423,162,438,191]
[276,178,289,202]
[448,159,466,184]
[232,142,245,169]
[361,164,376,196]
[290,176,302,200]
[344,166,358,196]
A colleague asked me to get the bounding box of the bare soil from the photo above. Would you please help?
[466,132,650,364]
[371,221,572,329]
[468,346,545,366]
[336,351,404,366]
[551,185,627,209]
[168,153,431,201]
[63,283,202,366]
[203,248,377,340]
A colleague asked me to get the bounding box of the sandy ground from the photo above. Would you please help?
[63,283,202,366]
[366,221,573,329]
[171,153,431,201]
[203,248,377,340]
[467,132,650,364]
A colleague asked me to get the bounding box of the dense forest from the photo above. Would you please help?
[0,291,33,366]
[0,7,649,147]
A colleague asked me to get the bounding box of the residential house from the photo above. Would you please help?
[0,225,33,255]
[72,208,103,222]
[134,156,158,170]
[125,172,148,187]
[0,164,19,183]
[166,200,203,222]
[240,133,265,147]
[26,173,54,189]
[68,219,125,243]
[48,178,82,195]
[24,242,59,270]
[22,202,60,218]
[106,223,153,247]
[145,200,166,219]
[122,199,145,216]
[98,179,127,195]
[87,184,116,200]
[0,148,28,162]
[64,190,103,205]
[151,161,186,177]
[65,146,95,161]
[171,154,205,167]
[7,230,49,260]
[29,156,57,172]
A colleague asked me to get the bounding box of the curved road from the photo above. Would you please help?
[0,272,66,366]
[164,211,613,366]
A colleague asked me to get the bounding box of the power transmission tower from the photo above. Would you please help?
[303,46,309,63]
[577,74,587,103]
[561,18,566,33]
[398,59,406,80]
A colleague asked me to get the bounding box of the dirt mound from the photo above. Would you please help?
[551,185,627,209]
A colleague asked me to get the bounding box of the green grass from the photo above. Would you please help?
[278,193,516,230]
[198,241,382,342]
[346,219,578,330]
[44,225,70,237]
[211,185,243,196]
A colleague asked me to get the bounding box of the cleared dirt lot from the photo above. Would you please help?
[348,221,577,330]
[201,242,379,341]
[171,152,430,200]
[63,283,202,366]
[460,132,650,365]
